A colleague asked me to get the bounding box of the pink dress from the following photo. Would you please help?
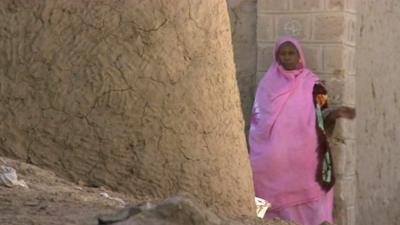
[249,36,333,225]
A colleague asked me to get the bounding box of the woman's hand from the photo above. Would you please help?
[335,106,356,119]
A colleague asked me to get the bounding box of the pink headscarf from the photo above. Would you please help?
[249,36,325,211]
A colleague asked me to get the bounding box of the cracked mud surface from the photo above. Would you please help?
[0,0,254,217]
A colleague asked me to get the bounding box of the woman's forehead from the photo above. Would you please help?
[278,41,297,51]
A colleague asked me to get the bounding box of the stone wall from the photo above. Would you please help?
[355,0,400,224]
[227,0,257,135]
[256,0,357,224]
[0,0,255,217]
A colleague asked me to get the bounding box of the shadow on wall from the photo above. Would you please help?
[226,0,258,147]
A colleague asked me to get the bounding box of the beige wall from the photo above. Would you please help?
[355,0,400,224]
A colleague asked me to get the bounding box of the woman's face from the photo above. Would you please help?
[277,42,300,70]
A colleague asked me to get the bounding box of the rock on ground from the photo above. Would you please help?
[97,194,299,225]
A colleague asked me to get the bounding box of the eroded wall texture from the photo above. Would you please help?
[0,0,255,217]
[355,0,400,224]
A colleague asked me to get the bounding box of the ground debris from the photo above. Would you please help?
[96,193,298,225]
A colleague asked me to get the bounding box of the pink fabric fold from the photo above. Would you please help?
[249,36,326,212]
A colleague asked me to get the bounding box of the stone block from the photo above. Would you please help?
[346,206,356,225]
[257,14,275,41]
[276,15,311,40]
[257,45,274,73]
[331,139,356,177]
[291,0,322,11]
[335,177,356,207]
[345,0,358,11]
[331,141,347,176]
[343,74,356,105]
[227,0,256,11]
[333,203,345,224]
[228,1,257,42]
[344,14,357,44]
[240,0,257,13]
[334,205,356,225]
[325,78,344,105]
[258,0,289,12]
[313,14,344,41]
[302,45,323,72]
[323,46,344,75]
[333,119,356,140]
[344,141,356,176]
[326,0,344,10]
[343,46,356,75]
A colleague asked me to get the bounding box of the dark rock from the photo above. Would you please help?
[97,194,222,225]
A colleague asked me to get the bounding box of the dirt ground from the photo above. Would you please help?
[0,157,296,225]
[0,157,138,225]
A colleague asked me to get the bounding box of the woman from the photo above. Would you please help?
[249,36,355,225]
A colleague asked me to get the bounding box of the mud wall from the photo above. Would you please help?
[355,0,400,224]
[0,0,255,217]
